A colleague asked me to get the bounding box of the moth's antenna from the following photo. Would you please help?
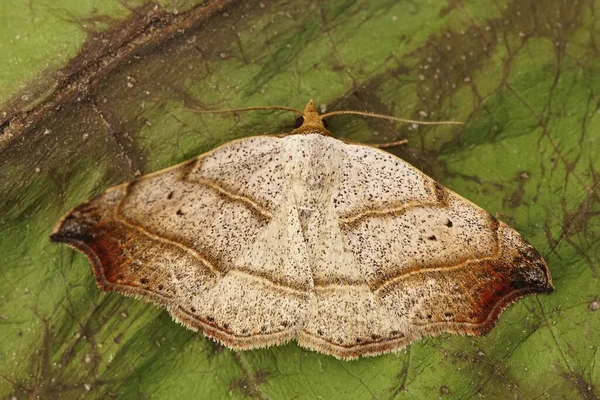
[183,105,304,116]
[320,110,464,126]
[181,102,463,128]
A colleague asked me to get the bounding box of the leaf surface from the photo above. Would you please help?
[1,0,598,398]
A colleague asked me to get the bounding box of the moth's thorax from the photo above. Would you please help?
[283,134,341,209]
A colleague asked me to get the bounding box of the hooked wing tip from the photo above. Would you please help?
[51,214,94,244]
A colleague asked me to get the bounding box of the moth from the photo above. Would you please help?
[51,101,553,359]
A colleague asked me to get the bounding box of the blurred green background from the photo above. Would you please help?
[0,0,598,398]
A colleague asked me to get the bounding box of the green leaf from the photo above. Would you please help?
[1,0,598,398]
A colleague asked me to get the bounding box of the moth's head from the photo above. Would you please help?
[291,100,331,136]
